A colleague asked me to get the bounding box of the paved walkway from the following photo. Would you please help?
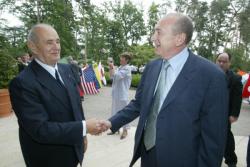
[0,86,249,167]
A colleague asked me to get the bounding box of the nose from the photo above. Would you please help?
[219,61,224,65]
[53,42,60,50]
[151,32,156,42]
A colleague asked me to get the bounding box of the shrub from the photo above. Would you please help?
[104,72,141,88]
[0,50,18,89]
[131,74,141,88]
[104,72,112,85]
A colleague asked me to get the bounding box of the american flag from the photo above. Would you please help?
[81,65,100,95]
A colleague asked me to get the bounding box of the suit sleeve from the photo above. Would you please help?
[230,75,243,117]
[9,77,83,146]
[198,72,228,167]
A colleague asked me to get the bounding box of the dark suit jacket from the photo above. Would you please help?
[109,51,229,167]
[226,70,242,118]
[18,63,28,73]
[9,60,85,167]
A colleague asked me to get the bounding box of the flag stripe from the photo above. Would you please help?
[81,65,99,95]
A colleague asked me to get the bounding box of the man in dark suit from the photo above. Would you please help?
[216,52,243,167]
[9,24,102,167]
[101,13,229,167]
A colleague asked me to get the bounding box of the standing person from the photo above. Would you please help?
[216,52,243,167]
[101,13,228,167]
[18,53,30,73]
[108,52,132,139]
[67,56,84,100]
[9,23,103,167]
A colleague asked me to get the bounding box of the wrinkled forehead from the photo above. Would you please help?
[35,26,59,41]
[155,16,177,30]
[217,53,230,60]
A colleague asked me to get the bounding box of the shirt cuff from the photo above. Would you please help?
[82,120,87,136]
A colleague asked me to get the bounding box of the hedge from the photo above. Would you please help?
[104,72,141,88]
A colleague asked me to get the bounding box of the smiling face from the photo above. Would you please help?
[28,25,61,66]
[151,14,188,59]
[151,18,176,58]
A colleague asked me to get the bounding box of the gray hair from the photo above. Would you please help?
[27,23,53,43]
[167,13,194,44]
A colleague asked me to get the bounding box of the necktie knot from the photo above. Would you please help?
[163,60,170,70]
[55,70,64,87]
[55,70,60,80]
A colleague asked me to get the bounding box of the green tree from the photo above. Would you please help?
[186,1,210,58]
[84,0,147,64]
[147,2,160,45]
[239,1,250,58]
[225,46,250,72]
[208,0,231,59]
[1,0,79,57]
[113,0,146,45]
[130,44,155,66]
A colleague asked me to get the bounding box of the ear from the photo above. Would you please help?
[27,40,38,55]
[175,33,186,47]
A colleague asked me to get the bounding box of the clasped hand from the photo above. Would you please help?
[86,118,111,135]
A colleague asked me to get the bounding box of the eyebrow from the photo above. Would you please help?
[155,27,161,31]
[46,38,60,42]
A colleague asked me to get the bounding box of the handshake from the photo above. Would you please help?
[86,118,112,135]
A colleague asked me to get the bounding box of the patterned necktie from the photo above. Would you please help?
[144,60,170,150]
[55,70,64,87]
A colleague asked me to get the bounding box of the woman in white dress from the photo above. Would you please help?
[108,52,132,139]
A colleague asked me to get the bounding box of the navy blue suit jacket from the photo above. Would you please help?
[109,51,228,167]
[9,60,85,167]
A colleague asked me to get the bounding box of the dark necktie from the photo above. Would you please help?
[144,60,170,150]
[55,70,64,87]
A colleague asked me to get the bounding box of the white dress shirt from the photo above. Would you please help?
[156,47,189,112]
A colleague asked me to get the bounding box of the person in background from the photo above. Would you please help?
[108,52,132,139]
[100,13,228,167]
[18,53,30,73]
[216,52,243,167]
[9,23,104,167]
[67,56,84,101]
[139,64,145,73]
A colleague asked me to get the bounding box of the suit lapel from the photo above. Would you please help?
[160,53,197,111]
[59,65,82,121]
[31,61,70,110]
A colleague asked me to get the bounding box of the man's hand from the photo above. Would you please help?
[86,118,103,135]
[229,116,238,124]
[99,120,112,132]
[86,119,112,135]
[83,137,88,153]
[108,62,114,69]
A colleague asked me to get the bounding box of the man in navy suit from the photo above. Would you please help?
[9,24,102,167]
[101,13,229,167]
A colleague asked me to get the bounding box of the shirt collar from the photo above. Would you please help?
[35,58,58,78]
[165,47,189,71]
